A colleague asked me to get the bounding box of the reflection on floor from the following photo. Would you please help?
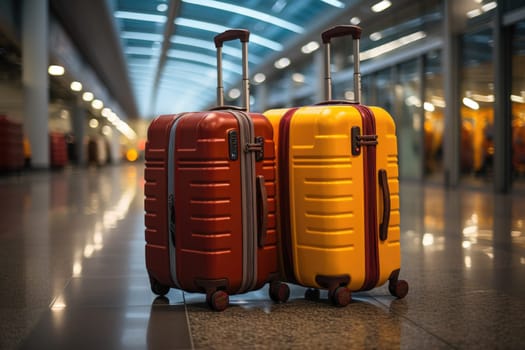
[1,164,524,349]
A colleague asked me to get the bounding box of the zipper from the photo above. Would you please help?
[353,105,380,291]
[166,113,187,289]
[277,108,299,284]
[230,111,258,293]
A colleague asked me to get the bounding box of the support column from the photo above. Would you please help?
[109,129,121,164]
[22,0,49,169]
[314,49,324,102]
[493,3,512,193]
[442,0,461,187]
[71,98,86,166]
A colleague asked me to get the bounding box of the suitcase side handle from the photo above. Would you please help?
[256,175,268,247]
[378,169,390,241]
[321,25,362,103]
[214,29,250,112]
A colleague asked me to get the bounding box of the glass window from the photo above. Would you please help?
[502,0,525,12]
[511,20,525,189]
[459,28,494,185]
[424,50,444,181]
[375,68,395,115]
[397,59,423,180]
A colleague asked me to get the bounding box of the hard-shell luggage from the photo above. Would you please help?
[264,25,408,306]
[0,115,24,172]
[49,132,68,168]
[144,29,289,311]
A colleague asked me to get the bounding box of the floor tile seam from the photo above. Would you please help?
[182,292,195,350]
[370,295,459,349]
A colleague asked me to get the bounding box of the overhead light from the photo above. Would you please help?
[405,95,421,107]
[321,0,345,8]
[463,97,480,110]
[274,57,291,69]
[175,18,283,51]
[369,32,382,41]
[181,0,303,33]
[156,3,168,12]
[467,1,497,18]
[48,65,65,76]
[466,8,482,18]
[82,92,94,102]
[228,88,241,99]
[101,108,112,117]
[371,0,391,13]
[471,94,494,103]
[114,11,167,23]
[424,102,435,112]
[344,91,355,100]
[102,125,113,136]
[350,17,361,25]
[301,41,320,54]
[511,95,525,103]
[70,81,82,92]
[431,96,446,108]
[253,73,266,84]
[92,99,104,109]
[481,1,497,12]
[360,31,427,61]
[292,73,305,83]
[89,118,99,128]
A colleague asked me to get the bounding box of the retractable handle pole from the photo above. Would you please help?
[321,25,362,103]
[214,29,250,112]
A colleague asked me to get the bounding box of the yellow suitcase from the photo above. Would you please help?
[265,25,408,306]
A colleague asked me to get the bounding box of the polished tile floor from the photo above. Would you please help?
[1,163,525,349]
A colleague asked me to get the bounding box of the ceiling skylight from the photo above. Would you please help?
[174,18,283,51]
[181,0,304,33]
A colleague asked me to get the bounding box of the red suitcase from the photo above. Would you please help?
[49,132,68,168]
[144,29,289,311]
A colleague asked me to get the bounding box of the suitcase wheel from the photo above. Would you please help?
[206,290,229,312]
[329,286,351,307]
[388,279,409,299]
[304,288,320,301]
[269,281,290,303]
[150,277,170,296]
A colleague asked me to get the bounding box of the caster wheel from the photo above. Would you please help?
[150,278,170,296]
[304,288,320,301]
[330,287,351,307]
[269,282,290,303]
[207,290,229,311]
[389,279,409,299]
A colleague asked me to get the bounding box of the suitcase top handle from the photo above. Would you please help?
[321,25,362,104]
[214,29,250,112]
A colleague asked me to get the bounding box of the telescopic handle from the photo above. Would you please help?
[321,25,362,103]
[214,29,250,111]
[214,29,250,47]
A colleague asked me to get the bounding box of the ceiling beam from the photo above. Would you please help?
[148,0,181,116]
[50,0,139,119]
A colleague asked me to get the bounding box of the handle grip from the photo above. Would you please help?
[378,169,390,241]
[321,25,362,43]
[321,24,362,103]
[214,29,250,47]
[213,29,250,111]
[256,175,268,247]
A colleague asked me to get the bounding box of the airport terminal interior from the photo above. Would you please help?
[1,0,525,348]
